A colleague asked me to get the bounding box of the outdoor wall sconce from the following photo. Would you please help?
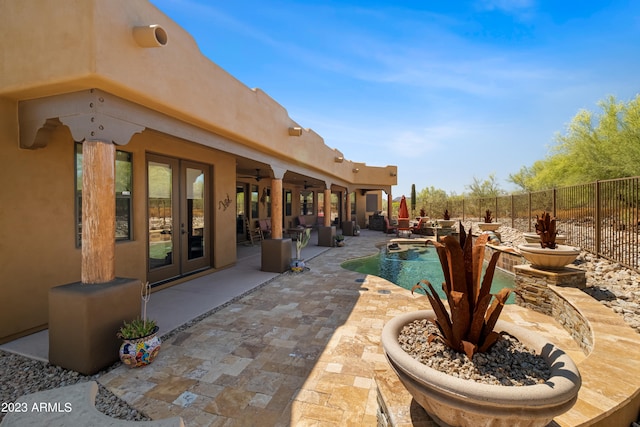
[335,156,344,163]
[133,25,168,48]
[390,172,397,177]
[352,168,359,173]
[288,127,303,136]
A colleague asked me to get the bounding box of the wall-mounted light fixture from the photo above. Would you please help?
[133,25,168,48]
[352,168,359,173]
[288,127,303,136]
[390,172,397,177]
[335,156,344,163]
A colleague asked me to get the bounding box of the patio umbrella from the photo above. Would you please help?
[398,195,409,219]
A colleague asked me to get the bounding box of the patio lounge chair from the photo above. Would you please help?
[411,217,428,235]
[383,217,398,234]
[397,217,411,237]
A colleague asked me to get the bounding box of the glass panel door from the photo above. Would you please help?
[181,161,209,272]
[236,184,247,241]
[147,155,210,284]
[148,156,180,282]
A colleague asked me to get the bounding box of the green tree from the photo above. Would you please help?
[416,186,448,217]
[411,184,416,217]
[509,95,640,190]
[465,173,505,198]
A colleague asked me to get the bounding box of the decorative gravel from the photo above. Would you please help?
[0,350,149,423]
[398,319,551,386]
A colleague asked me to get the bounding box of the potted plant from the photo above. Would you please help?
[477,209,501,231]
[334,234,345,247]
[518,212,580,270]
[381,223,581,427]
[436,209,455,228]
[117,281,161,367]
[291,227,311,272]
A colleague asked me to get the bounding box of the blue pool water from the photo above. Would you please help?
[341,243,515,304]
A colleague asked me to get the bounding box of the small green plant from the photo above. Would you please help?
[443,209,450,220]
[335,234,344,242]
[117,281,157,339]
[483,209,493,223]
[411,223,512,358]
[118,318,157,339]
[535,212,558,249]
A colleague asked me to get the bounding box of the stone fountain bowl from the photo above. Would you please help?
[517,243,580,270]
[477,222,501,232]
[523,232,567,244]
[382,310,582,427]
[436,219,456,228]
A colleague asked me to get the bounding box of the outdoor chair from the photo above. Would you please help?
[397,218,411,237]
[411,217,428,235]
[383,217,398,234]
[258,219,272,238]
[297,215,313,228]
[245,217,263,245]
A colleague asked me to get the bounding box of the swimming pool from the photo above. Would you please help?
[341,242,516,304]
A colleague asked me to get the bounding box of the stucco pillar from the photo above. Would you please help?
[271,177,283,239]
[324,188,332,227]
[50,139,139,375]
[81,140,116,284]
[387,190,393,220]
[261,169,291,273]
[345,190,351,222]
[342,190,357,236]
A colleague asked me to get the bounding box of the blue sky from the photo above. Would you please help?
[150,0,640,197]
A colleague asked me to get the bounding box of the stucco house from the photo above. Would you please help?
[0,0,397,354]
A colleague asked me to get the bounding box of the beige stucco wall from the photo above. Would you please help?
[1,105,81,340]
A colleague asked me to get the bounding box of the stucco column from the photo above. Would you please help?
[324,188,332,227]
[271,177,283,239]
[345,190,351,221]
[387,190,393,220]
[81,140,116,284]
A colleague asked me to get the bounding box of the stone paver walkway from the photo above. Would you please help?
[99,231,585,426]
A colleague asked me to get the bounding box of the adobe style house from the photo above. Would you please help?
[0,0,397,350]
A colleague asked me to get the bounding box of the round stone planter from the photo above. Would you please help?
[382,310,581,427]
[477,222,501,232]
[119,326,161,368]
[436,219,456,228]
[523,232,567,244]
[517,244,580,270]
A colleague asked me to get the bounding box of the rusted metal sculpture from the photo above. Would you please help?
[535,212,558,249]
[412,224,512,358]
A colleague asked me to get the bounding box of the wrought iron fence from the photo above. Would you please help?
[452,177,640,271]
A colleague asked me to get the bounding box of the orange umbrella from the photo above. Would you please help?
[398,195,409,219]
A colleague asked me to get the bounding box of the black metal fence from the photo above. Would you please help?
[444,177,640,271]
